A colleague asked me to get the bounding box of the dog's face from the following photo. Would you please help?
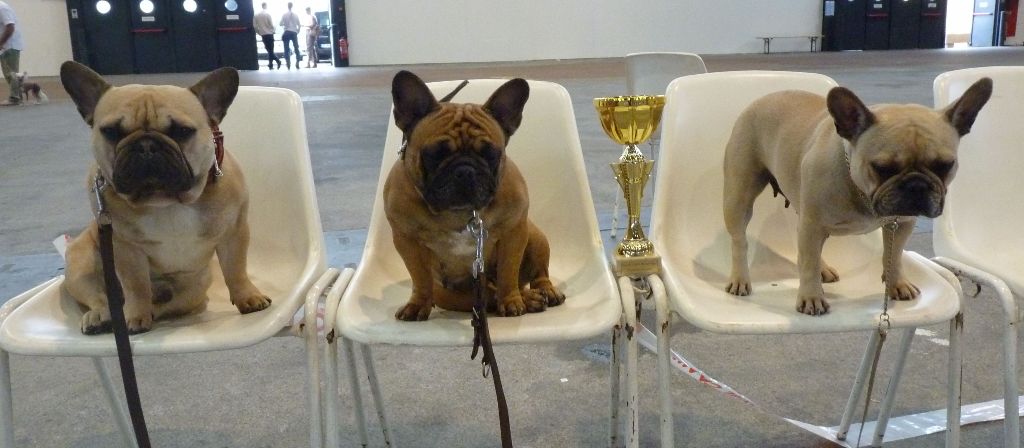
[391,71,529,212]
[828,78,992,218]
[14,72,25,83]
[60,61,238,207]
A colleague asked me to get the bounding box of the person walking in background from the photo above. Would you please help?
[0,0,24,106]
[254,2,280,70]
[303,7,320,68]
[279,2,302,70]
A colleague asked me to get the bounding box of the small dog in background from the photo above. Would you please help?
[15,72,48,104]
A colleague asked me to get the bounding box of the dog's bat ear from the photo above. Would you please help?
[60,61,110,126]
[484,78,530,139]
[189,67,240,125]
[827,87,876,142]
[944,77,993,137]
[391,70,439,135]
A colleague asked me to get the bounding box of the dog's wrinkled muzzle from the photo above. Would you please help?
[112,133,196,200]
[873,172,945,218]
[423,159,497,212]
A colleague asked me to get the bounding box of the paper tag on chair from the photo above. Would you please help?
[53,234,70,261]
[290,301,326,337]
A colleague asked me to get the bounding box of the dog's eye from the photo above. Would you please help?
[167,123,196,141]
[931,159,955,178]
[99,126,122,143]
[871,162,900,180]
[481,146,502,167]
[423,144,451,162]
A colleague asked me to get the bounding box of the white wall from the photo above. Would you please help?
[12,0,823,72]
[7,0,73,77]
[346,0,822,65]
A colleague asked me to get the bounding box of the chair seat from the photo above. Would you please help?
[661,247,959,334]
[338,244,619,346]
[0,264,312,356]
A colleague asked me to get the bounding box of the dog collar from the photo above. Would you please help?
[209,123,225,184]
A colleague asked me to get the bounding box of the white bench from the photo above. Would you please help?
[756,35,822,54]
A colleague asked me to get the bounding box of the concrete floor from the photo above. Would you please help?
[2,47,1024,447]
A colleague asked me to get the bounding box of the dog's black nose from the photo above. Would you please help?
[899,177,931,194]
[132,138,160,159]
[453,165,476,182]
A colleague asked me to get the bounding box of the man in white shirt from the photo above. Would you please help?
[279,2,302,70]
[253,2,281,70]
[302,7,320,68]
[0,0,24,106]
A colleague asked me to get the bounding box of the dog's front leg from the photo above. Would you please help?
[881,217,920,300]
[392,231,436,321]
[216,214,271,314]
[494,220,530,317]
[112,239,157,333]
[796,218,830,316]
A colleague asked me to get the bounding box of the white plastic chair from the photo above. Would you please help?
[0,87,343,448]
[646,71,965,447]
[325,79,630,446]
[933,66,1024,448]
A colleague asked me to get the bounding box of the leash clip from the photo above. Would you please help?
[92,173,112,225]
[467,211,487,279]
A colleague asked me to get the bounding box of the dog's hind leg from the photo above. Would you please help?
[722,122,769,296]
[63,225,114,334]
[519,222,565,313]
[153,268,211,319]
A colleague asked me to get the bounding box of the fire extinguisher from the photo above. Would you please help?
[338,37,349,60]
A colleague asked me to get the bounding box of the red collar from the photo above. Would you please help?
[208,123,225,184]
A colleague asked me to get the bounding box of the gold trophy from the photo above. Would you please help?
[594,95,665,276]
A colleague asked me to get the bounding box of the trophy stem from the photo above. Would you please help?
[610,145,661,276]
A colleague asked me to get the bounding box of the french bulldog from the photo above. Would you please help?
[384,70,565,321]
[723,78,992,315]
[59,61,271,334]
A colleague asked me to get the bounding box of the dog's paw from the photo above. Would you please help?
[524,285,566,312]
[886,279,920,301]
[232,292,272,314]
[81,308,112,335]
[725,278,751,296]
[395,301,432,321]
[821,265,840,283]
[126,313,154,334]
[796,296,830,316]
[497,294,527,317]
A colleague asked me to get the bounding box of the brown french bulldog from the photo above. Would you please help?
[383,71,565,321]
[60,61,271,334]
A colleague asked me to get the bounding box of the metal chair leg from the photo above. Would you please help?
[360,344,396,447]
[648,275,674,447]
[609,318,621,448]
[872,327,916,445]
[1,350,14,448]
[93,357,138,448]
[947,313,964,448]
[616,276,640,448]
[323,337,342,448]
[341,338,369,447]
[836,330,884,441]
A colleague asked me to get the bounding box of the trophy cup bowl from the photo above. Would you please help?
[594,95,665,276]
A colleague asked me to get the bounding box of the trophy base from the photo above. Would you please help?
[612,252,662,277]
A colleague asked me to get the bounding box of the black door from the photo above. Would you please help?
[890,0,921,48]
[331,0,349,67]
[215,0,258,70]
[171,0,218,72]
[66,0,90,64]
[824,0,868,51]
[919,0,947,48]
[79,0,135,74]
[972,0,997,46]
[130,0,175,73]
[865,0,892,49]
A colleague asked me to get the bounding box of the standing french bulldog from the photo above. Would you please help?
[723,78,992,315]
[384,71,565,321]
[59,61,271,334]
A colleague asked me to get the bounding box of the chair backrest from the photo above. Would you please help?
[361,79,603,282]
[649,71,880,279]
[625,52,708,96]
[219,87,325,284]
[933,67,1024,259]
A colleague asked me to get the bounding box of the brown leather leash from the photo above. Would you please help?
[467,211,514,448]
[92,175,153,448]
